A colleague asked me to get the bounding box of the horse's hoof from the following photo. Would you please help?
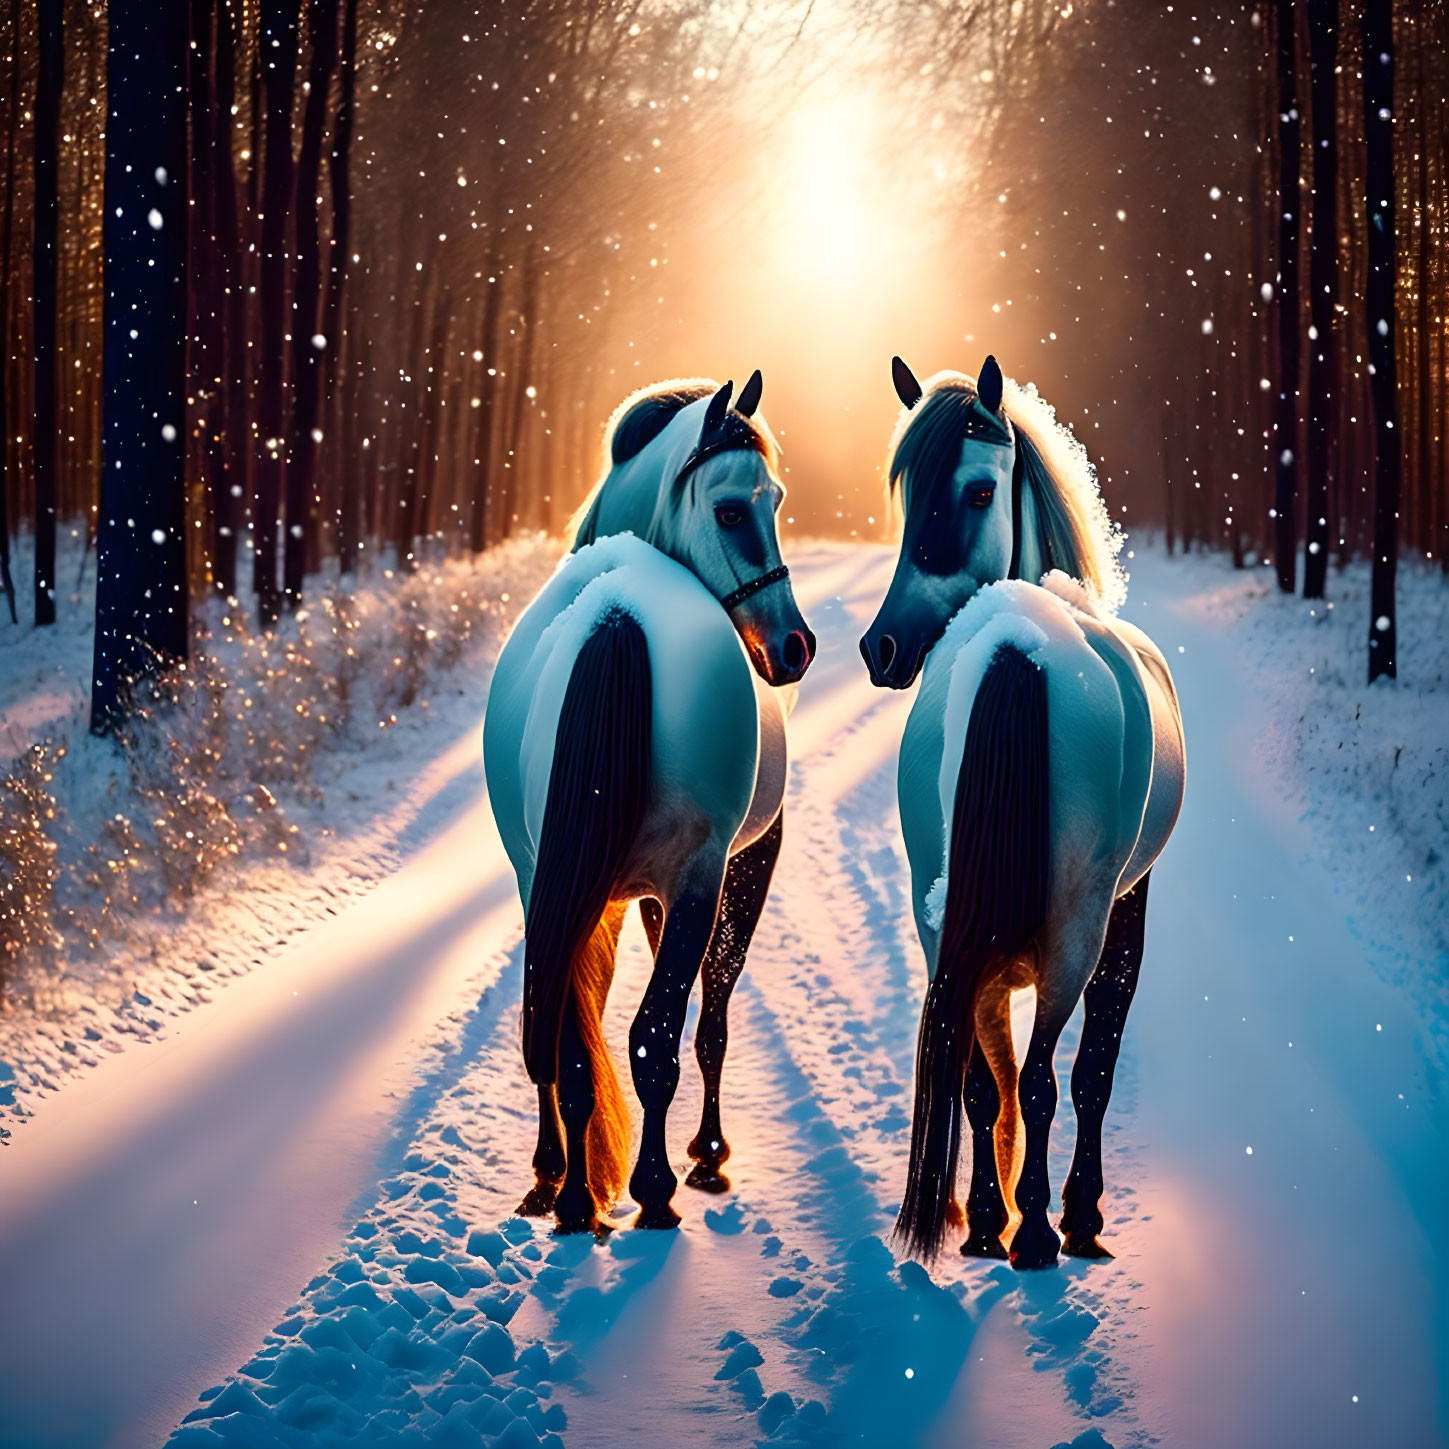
[1061,1231,1114,1260]
[960,1232,1009,1260]
[553,1210,612,1238]
[634,1201,682,1229]
[684,1159,731,1193]
[687,1134,731,1167]
[517,1177,561,1217]
[1008,1218,1061,1270]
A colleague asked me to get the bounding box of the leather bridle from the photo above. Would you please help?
[720,563,790,613]
[673,424,790,615]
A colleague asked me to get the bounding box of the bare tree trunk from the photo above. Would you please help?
[1272,0,1302,593]
[338,279,363,573]
[415,291,451,549]
[254,0,299,627]
[92,0,191,732]
[1414,30,1432,569]
[1302,0,1336,597]
[468,242,504,555]
[1161,404,1177,556]
[500,240,539,537]
[33,0,62,626]
[283,0,340,609]
[213,0,245,597]
[323,0,356,404]
[395,255,437,570]
[0,4,20,624]
[1362,1,1398,683]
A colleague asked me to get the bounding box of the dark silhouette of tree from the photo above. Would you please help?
[1272,0,1302,594]
[328,0,360,574]
[283,0,341,609]
[32,0,62,626]
[0,3,20,624]
[1303,0,1337,599]
[212,0,246,598]
[1362,1,1399,683]
[254,0,300,627]
[91,0,190,732]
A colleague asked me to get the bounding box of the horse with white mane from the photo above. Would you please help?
[484,371,815,1233]
[862,356,1185,1268]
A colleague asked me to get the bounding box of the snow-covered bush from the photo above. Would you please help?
[0,536,558,1008]
[0,745,63,992]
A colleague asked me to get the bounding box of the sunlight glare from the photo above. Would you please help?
[779,96,875,283]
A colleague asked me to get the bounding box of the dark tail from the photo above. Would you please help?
[896,643,1051,1260]
[523,612,650,1197]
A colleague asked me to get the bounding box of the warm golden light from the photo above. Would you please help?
[778,96,875,283]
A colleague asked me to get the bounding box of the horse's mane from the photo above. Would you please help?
[888,370,1126,614]
[570,378,780,550]
[609,383,715,465]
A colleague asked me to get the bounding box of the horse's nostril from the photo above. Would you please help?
[783,630,808,672]
[879,634,897,672]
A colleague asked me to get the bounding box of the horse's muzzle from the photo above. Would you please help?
[764,626,815,685]
[859,630,924,690]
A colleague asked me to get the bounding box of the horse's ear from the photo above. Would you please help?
[977,355,1003,414]
[736,369,763,417]
[703,379,733,437]
[892,356,923,410]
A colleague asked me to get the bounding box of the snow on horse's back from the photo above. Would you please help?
[484,371,816,1235]
[863,353,1184,1268]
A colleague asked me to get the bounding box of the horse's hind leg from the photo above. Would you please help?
[687,809,783,1192]
[1061,872,1151,1259]
[961,1047,1009,1258]
[960,981,1017,1258]
[1009,984,1077,1271]
[518,1084,565,1216]
[553,988,604,1234]
[640,897,664,958]
[629,845,727,1227]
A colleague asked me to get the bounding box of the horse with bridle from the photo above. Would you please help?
[861,356,1185,1268]
[484,371,815,1233]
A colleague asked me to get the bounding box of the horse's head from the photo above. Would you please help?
[660,373,816,686]
[861,355,1016,689]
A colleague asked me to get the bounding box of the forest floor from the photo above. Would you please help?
[0,540,1445,1449]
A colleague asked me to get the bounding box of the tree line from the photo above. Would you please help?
[2,0,759,725]
[0,0,1442,709]
[1160,0,1443,681]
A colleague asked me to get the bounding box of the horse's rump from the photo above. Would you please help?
[522,610,650,1207]
[896,642,1051,1260]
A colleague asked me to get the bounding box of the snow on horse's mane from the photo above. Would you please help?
[1001,375,1127,614]
[889,368,1127,615]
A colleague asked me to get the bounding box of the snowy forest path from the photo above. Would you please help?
[0,544,1444,1449]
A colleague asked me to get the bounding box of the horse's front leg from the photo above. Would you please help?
[629,844,727,1228]
[687,809,783,1192]
[1061,872,1151,1258]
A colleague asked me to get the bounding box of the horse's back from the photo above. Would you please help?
[902,579,1156,968]
[1107,616,1185,891]
[484,535,759,908]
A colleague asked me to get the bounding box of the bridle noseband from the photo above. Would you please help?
[720,563,790,613]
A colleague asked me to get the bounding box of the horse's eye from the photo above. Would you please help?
[967,487,995,510]
[715,504,745,528]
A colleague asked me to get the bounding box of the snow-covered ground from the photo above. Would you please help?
[1143,544,1447,1043]
[0,530,557,1140]
[0,541,1445,1449]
